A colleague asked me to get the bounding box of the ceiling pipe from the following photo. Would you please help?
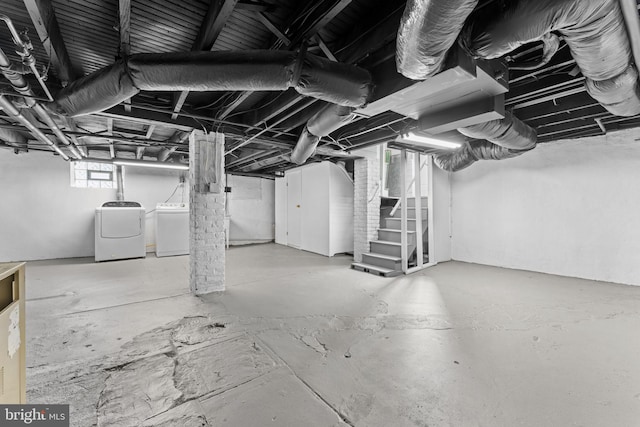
[463,0,640,117]
[0,95,69,160]
[290,104,357,164]
[0,15,53,102]
[115,165,125,201]
[619,0,640,68]
[0,41,83,159]
[396,0,479,79]
[51,51,372,117]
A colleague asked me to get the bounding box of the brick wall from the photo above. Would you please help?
[353,147,380,262]
[189,131,226,294]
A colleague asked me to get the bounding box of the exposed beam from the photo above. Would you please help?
[288,0,353,47]
[172,0,240,118]
[119,0,132,112]
[194,0,240,51]
[236,1,275,13]
[137,124,155,159]
[63,117,87,157]
[145,124,156,139]
[335,4,403,64]
[158,147,177,162]
[227,148,281,168]
[218,0,348,119]
[271,101,327,136]
[217,92,253,120]
[256,12,290,46]
[106,117,115,159]
[315,35,337,61]
[171,91,189,120]
[23,0,75,84]
[118,0,131,57]
[240,90,302,126]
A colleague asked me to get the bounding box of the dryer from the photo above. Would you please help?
[155,203,189,257]
[95,201,146,262]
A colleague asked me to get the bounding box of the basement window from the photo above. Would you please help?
[70,161,116,189]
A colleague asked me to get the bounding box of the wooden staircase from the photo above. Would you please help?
[352,198,428,277]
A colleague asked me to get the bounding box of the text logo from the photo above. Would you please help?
[0,405,69,426]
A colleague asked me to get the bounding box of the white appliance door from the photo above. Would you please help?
[286,170,302,248]
[101,208,143,238]
[157,210,189,254]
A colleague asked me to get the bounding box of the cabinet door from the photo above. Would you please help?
[301,163,330,256]
[286,170,302,248]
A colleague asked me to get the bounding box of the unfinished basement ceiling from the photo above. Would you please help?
[2,0,640,176]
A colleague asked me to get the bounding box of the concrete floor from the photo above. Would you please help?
[25,243,640,426]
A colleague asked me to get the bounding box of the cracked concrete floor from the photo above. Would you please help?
[25,243,640,426]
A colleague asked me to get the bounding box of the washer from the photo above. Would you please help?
[95,201,146,262]
[155,203,189,257]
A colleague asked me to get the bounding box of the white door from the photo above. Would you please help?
[287,170,302,248]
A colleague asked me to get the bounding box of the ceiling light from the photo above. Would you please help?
[113,159,189,170]
[400,132,462,150]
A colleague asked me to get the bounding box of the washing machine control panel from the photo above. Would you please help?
[102,201,142,208]
[157,203,188,209]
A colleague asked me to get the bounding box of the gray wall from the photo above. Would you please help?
[450,128,640,286]
[0,149,274,261]
[226,174,275,245]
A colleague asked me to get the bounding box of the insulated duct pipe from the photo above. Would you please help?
[433,140,524,172]
[396,0,479,79]
[461,0,640,116]
[435,111,537,172]
[0,44,83,159]
[115,165,125,201]
[51,51,372,117]
[0,95,69,160]
[290,104,357,165]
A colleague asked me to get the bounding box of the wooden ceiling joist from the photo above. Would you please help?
[22,0,75,84]
[172,0,240,119]
[255,12,290,46]
[119,0,132,112]
[221,0,352,121]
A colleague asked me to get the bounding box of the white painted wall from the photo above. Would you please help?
[450,129,640,286]
[431,159,452,263]
[274,177,287,245]
[0,150,185,261]
[226,175,275,245]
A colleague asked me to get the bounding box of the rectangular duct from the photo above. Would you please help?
[358,49,508,133]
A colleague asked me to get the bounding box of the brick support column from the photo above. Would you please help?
[353,147,380,263]
[189,131,225,294]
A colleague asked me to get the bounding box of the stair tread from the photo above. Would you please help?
[385,217,427,221]
[351,262,396,274]
[363,252,401,261]
[371,240,402,246]
[378,228,416,234]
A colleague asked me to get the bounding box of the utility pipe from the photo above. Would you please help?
[0,45,83,159]
[619,0,640,68]
[0,95,69,160]
[115,165,125,201]
[0,15,53,102]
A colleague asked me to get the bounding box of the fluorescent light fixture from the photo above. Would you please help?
[74,158,189,170]
[401,132,462,150]
[113,159,189,170]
